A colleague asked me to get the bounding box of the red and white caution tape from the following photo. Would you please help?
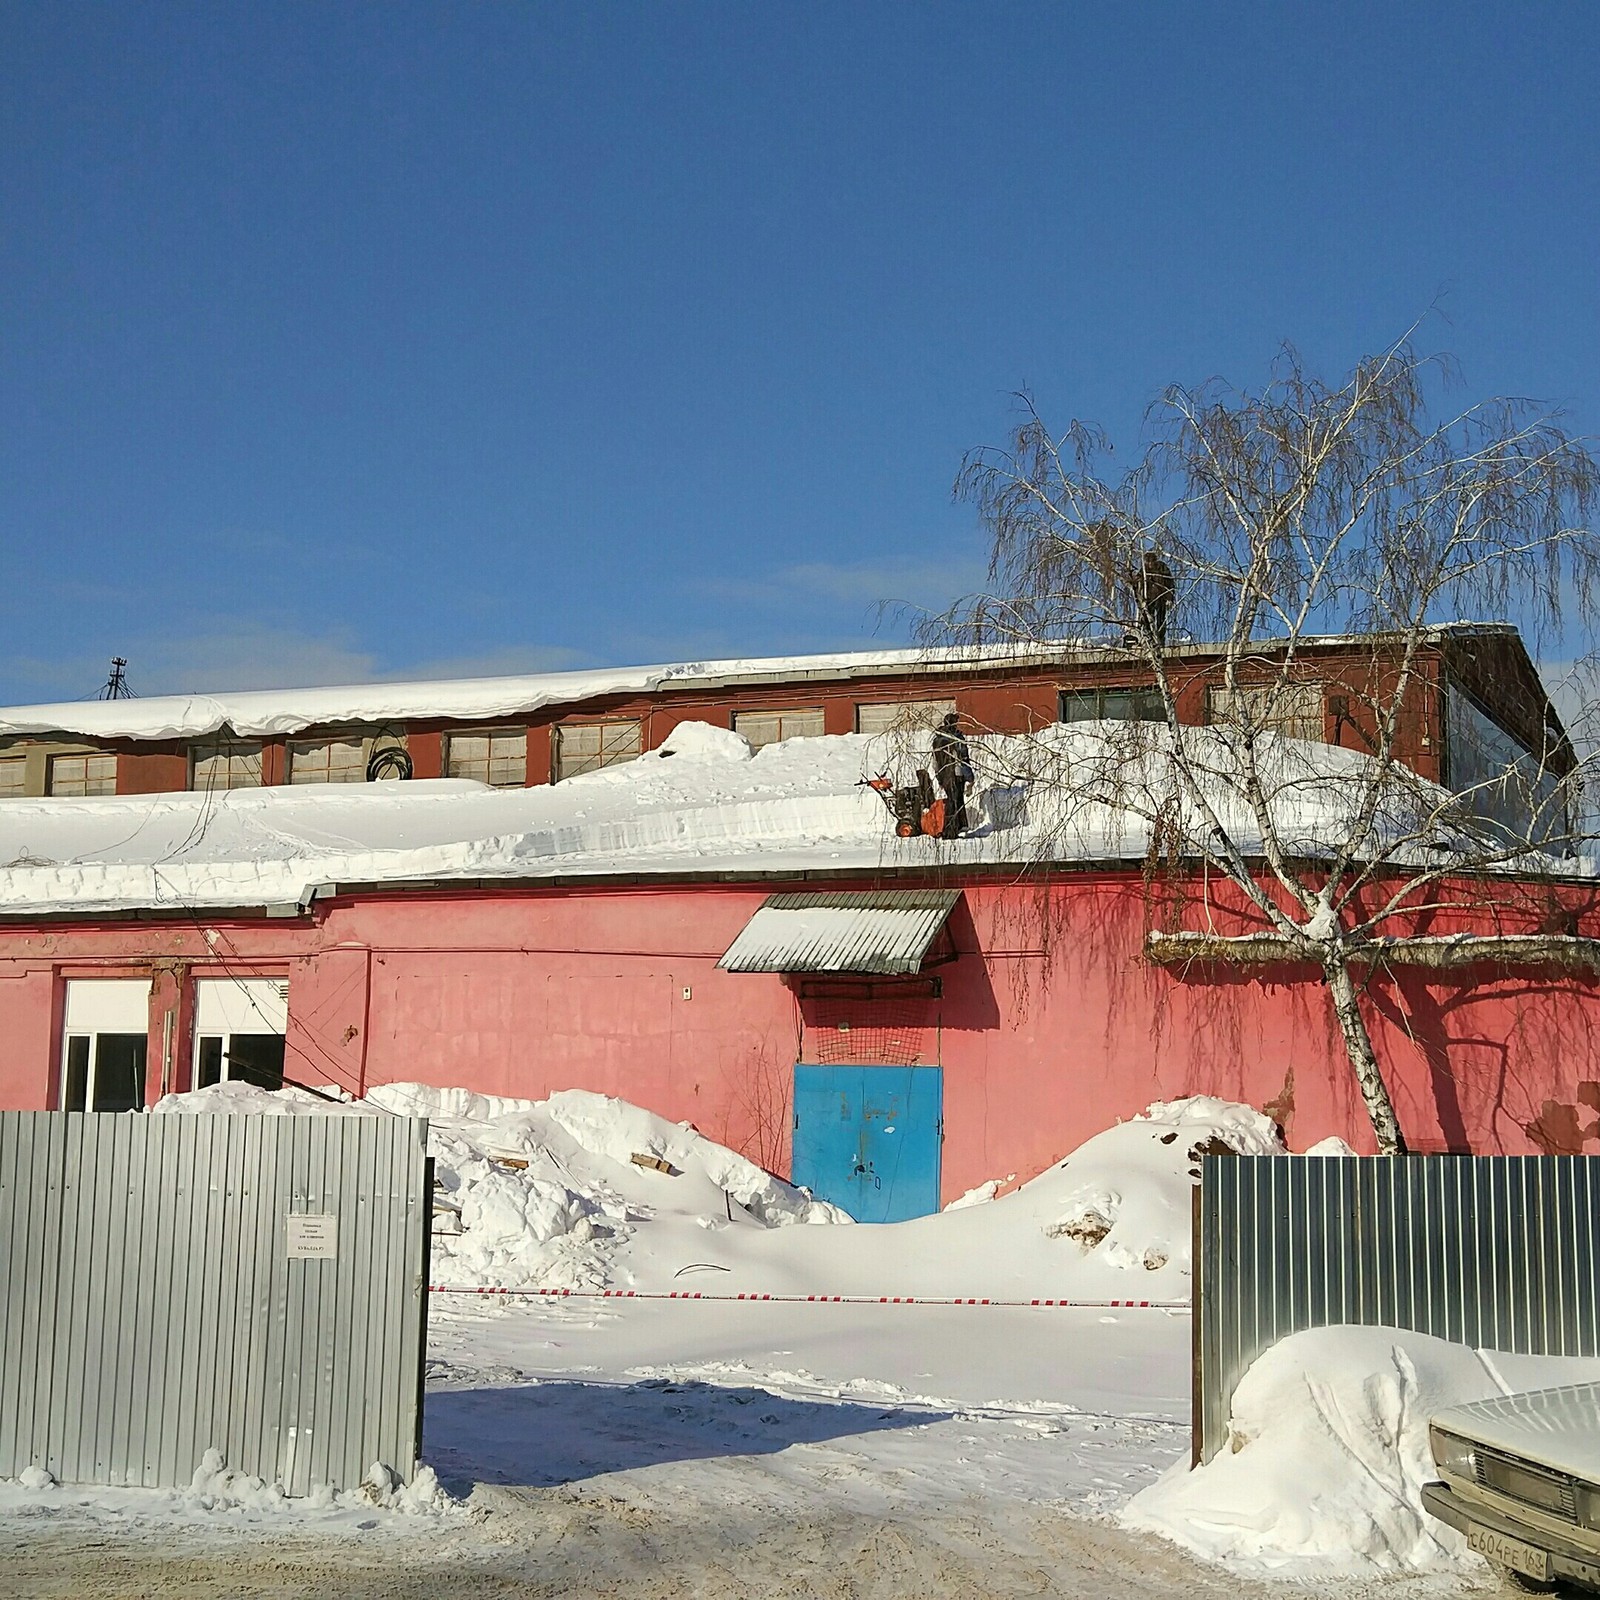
[427,1285,1185,1309]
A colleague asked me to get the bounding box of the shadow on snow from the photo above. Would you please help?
[424,1376,948,1494]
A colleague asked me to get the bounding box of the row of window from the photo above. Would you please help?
[59,977,288,1112]
[1059,682,1325,741]
[2,686,1330,799]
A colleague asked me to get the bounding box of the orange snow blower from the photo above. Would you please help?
[860,770,946,838]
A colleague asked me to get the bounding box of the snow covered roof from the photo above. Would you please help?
[0,624,1520,743]
[0,644,1071,742]
[0,707,1568,921]
[717,890,961,975]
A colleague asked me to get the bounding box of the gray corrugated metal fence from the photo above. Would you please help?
[0,1112,430,1494]
[1197,1155,1600,1464]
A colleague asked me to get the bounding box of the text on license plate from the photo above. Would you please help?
[1466,1523,1552,1580]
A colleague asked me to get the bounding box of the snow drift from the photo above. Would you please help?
[152,1083,1275,1300]
[1124,1324,1600,1577]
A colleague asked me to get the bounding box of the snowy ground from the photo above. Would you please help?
[0,1088,1531,1597]
[3,1297,1498,1599]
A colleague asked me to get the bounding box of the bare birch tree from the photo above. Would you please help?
[936,339,1600,1154]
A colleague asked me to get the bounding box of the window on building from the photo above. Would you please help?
[47,752,117,796]
[445,728,528,787]
[1206,682,1325,741]
[60,978,150,1112]
[733,708,826,750]
[0,754,25,798]
[1059,687,1166,723]
[854,699,957,737]
[287,736,367,784]
[193,977,288,1093]
[553,718,643,781]
[191,737,264,791]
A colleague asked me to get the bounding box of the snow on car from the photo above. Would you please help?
[1426,1384,1600,1592]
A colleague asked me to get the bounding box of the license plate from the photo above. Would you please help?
[1466,1523,1552,1581]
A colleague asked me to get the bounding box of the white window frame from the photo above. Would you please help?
[445,727,528,787]
[191,736,264,791]
[732,708,826,751]
[553,718,643,781]
[59,979,151,1112]
[854,699,956,737]
[47,751,117,796]
[192,978,289,1091]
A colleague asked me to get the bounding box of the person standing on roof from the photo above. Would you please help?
[931,712,973,839]
[1130,548,1175,645]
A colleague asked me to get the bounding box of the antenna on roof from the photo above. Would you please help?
[98,657,133,700]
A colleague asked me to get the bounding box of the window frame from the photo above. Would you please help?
[1058,687,1167,724]
[854,699,957,737]
[0,752,26,799]
[1205,681,1326,741]
[46,751,118,797]
[192,977,289,1092]
[286,733,371,785]
[190,736,265,792]
[444,727,529,787]
[552,717,644,781]
[59,979,151,1111]
[732,707,826,750]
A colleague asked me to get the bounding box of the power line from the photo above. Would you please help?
[98,657,134,700]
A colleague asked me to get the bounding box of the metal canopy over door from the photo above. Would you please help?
[792,1064,942,1222]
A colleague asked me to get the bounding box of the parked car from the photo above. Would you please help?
[1425,1384,1600,1592]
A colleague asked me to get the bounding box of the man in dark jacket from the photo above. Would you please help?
[1132,549,1175,644]
[931,712,972,838]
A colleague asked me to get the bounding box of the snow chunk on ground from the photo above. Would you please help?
[1124,1324,1600,1577]
[943,1176,1014,1210]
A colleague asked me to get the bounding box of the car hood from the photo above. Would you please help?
[1436,1383,1600,1481]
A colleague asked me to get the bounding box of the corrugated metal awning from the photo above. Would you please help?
[717,889,961,975]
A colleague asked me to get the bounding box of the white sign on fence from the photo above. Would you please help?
[285,1212,339,1259]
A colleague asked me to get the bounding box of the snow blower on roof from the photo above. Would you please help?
[860,770,946,838]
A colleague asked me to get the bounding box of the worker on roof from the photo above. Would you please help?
[1128,549,1175,645]
[932,712,973,840]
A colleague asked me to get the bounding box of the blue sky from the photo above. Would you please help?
[3,2,1597,701]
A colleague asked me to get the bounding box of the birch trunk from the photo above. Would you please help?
[1324,957,1407,1155]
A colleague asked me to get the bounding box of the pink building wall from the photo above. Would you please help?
[4,874,1600,1197]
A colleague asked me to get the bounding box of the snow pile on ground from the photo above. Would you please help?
[182,1449,449,1517]
[4,1449,450,1524]
[154,1081,846,1292]
[154,1083,1273,1300]
[1124,1324,1600,1577]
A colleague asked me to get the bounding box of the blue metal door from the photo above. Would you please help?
[791,1064,942,1222]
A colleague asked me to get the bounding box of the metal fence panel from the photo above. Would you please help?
[1197,1155,1600,1463]
[0,1112,428,1494]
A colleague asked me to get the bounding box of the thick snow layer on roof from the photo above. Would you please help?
[0,624,1514,742]
[0,719,1534,917]
[0,643,1072,741]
